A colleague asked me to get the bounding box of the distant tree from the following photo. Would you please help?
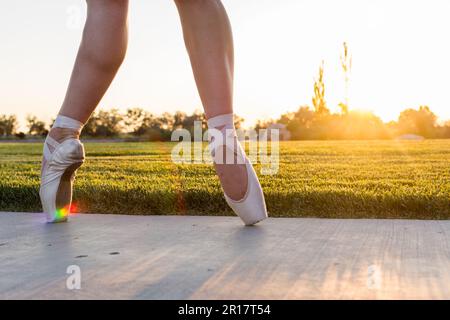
[277,112,295,126]
[139,112,169,140]
[339,42,352,114]
[124,108,148,133]
[158,112,176,131]
[122,107,169,138]
[81,115,97,137]
[173,111,187,129]
[397,106,437,138]
[312,61,329,116]
[26,115,48,136]
[179,110,204,129]
[15,132,26,139]
[172,110,205,141]
[0,114,18,136]
[92,109,124,137]
[123,110,174,140]
[286,106,315,139]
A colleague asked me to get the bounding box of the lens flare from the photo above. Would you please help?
[54,202,78,220]
[69,202,78,215]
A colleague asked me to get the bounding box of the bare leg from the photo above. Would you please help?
[40,0,128,222]
[175,0,247,200]
[51,0,129,141]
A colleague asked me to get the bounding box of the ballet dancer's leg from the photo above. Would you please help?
[40,0,129,222]
[175,0,267,224]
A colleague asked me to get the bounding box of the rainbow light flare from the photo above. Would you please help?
[54,202,78,220]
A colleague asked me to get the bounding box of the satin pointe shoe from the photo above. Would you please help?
[39,115,85,223]
[207,113,268,226]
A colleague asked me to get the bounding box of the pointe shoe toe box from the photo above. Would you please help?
[224,162,268,226]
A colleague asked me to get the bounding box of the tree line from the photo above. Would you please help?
[255,104,450,140]
[0,109,244,141]
[1,104,449,140]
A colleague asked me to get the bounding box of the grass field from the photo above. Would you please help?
[0,140,449,219]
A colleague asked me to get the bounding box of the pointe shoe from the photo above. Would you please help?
[223,158,268,226]
[208,115,268,226]
[40,135,85,223]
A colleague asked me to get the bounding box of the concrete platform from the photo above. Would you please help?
[1,212,449,300]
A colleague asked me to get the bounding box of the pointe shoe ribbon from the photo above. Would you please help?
[207,114,268,225]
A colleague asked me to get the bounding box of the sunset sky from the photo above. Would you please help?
[1,0,450,128]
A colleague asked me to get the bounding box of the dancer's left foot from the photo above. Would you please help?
[40,116,85,223]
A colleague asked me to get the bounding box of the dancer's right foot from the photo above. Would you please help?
[207,114,268,226]
[40,116,85,223]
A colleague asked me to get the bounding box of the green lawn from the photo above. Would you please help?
[0,140,449,219]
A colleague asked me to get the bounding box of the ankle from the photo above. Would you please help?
[48,114,84,143]
[48,127,80,143]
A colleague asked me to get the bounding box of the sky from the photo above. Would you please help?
[1,0,450,129]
